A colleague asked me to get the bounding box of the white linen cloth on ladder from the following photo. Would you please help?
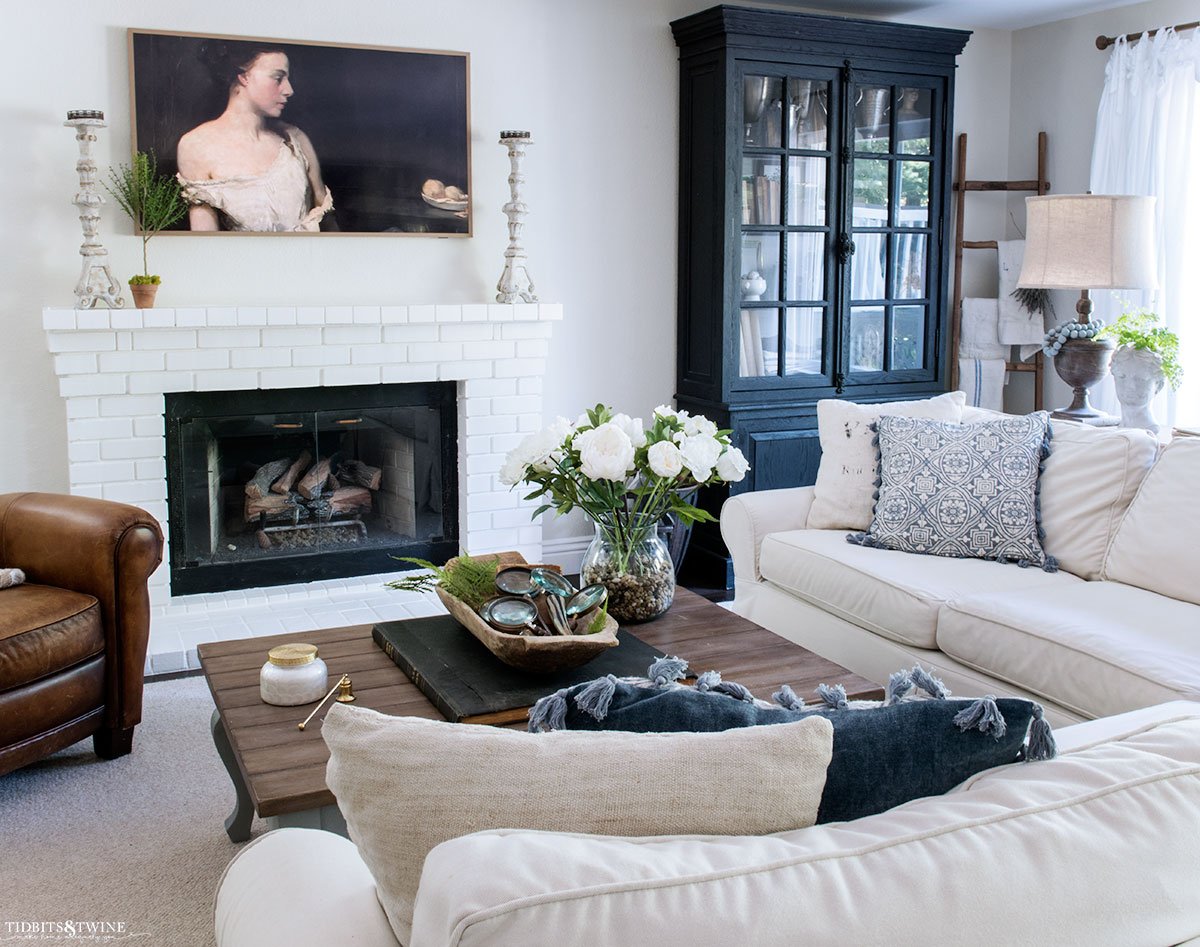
[959,297,1007,360]
[997,240,1042,361]
[957,357,1007,411]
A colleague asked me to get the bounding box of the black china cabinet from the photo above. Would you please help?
[670,6,970,586]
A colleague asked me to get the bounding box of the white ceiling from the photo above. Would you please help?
[757,0,1141,31]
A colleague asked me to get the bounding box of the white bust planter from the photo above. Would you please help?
[1110,344,1165,433]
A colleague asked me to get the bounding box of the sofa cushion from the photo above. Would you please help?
[851,412,1053,569]
[807,391,966,531]
[1039,420,1159,580]
[0,584,103,692]
[759,529,1079,649]
[937,581,1200,719]
[1103,437,1200,604]
[322,704,833,946]
[412,710,1200,947]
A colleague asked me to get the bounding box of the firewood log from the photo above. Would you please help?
[296,457,332,499]
[329,486,372,515]
[244,493,293,522]
[245,458,292,499]
[338,459,383,490]
[271,450,312,495]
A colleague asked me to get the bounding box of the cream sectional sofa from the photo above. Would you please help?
[722,422,1200,726]
[216,701,1200,946]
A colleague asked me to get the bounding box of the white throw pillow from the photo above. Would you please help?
[1103,436,1200,604]
[808,391,966,530]
[322,704,833,946]
[1039,420,1159,580]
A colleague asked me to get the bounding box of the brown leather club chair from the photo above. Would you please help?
[0,492,163,775]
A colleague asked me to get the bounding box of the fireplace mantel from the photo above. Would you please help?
[44,302,560,671]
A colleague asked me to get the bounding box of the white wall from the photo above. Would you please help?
[1,0,1009,545]
[1007,0,1199,411]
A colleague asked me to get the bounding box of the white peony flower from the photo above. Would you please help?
[679,434,723,481]
[653,405,678,420]
[499,449,530,486]
[647,440,684,479]
[610,413,647,449]
[715,446,750,483]
[574,422,636,482]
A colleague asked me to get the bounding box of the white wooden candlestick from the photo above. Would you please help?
[64,110,123,309]
[496,130,538,304]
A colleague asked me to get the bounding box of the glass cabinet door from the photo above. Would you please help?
[737,72,836,385]
[844,77,938,380]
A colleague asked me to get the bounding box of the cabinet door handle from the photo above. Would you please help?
[836,234,856,265]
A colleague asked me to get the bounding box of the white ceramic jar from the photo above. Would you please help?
[260,643,329,706]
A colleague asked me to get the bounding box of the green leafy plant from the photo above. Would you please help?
[385,554,501,611]
[104,151,187,281]
[585,602,609,635]
[1098,306,1183,391]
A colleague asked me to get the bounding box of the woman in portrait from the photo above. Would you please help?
[176,41,333,232]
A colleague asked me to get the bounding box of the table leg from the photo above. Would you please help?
[211,708,255,843]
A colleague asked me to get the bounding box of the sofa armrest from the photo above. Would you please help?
[720,486,815,582]
[0,493,163,729]
[215,829,398,947]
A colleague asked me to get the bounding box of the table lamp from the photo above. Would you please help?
[1017,194,1156,421]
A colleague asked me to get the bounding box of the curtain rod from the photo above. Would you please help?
[1096,20,1199,49]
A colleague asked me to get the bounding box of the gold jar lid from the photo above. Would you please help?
[267,643,319,667]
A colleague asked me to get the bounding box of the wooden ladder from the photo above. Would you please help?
[949,131,1048,410]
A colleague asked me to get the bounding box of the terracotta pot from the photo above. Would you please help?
[129,283,159,309]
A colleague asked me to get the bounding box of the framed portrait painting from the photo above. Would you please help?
[128,30,471,236]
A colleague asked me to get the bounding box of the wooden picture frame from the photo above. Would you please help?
[128,29,471,236]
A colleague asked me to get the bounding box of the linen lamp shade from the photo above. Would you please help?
[1017,194,1156,290]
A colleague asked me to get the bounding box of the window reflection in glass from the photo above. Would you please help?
[743,76,784,148]
[897,88,932,155]
[738,309,779,377]
[785,307,823,375]
[893,306,926,370]
[850,307,885,372]
[892,233,927,299]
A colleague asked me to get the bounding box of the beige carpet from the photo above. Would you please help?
[0,677,264,946]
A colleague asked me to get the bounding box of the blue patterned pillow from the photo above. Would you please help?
[849,412,1056,571]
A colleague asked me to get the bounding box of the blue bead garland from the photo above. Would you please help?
[1042,318,1105,358]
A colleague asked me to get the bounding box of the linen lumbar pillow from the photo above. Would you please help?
[808,391,966,531]
[323,703,833,946]
[849,411,1056,570]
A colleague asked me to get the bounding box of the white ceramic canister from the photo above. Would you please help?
[260,643,329,706]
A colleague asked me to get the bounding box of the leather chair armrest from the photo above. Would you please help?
[720,486,815,583]
[0,493,163,729]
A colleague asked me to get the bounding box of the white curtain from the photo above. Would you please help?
[1091,28,1200,426]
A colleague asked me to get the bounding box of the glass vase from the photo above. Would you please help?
[580,517,676,624]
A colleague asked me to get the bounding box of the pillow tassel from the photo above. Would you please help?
[528,687,570,732]
[694,670,722,692]
[816,682,848,710]
[713,680,755,702]
[772,683,806,711]
[0,568,25,590]
[885,670,913,705]
[574,675,617,722]
[647,655,688,687]
[1026,705,1058,761]
[953,696,1007,740]
[909,665,950,699]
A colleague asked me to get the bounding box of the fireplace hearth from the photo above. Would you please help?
[166,383,458,595]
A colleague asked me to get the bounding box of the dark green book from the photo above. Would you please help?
[372,615,665,724]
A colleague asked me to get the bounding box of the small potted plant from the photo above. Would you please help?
[104,151,187,308]
[1099,306,1182,432]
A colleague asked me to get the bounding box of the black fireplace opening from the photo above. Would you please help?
[165,382,458,595]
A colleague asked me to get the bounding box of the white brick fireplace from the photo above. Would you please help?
[43,302,560,674]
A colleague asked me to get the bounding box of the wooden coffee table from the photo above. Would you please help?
[199,587,881,842]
